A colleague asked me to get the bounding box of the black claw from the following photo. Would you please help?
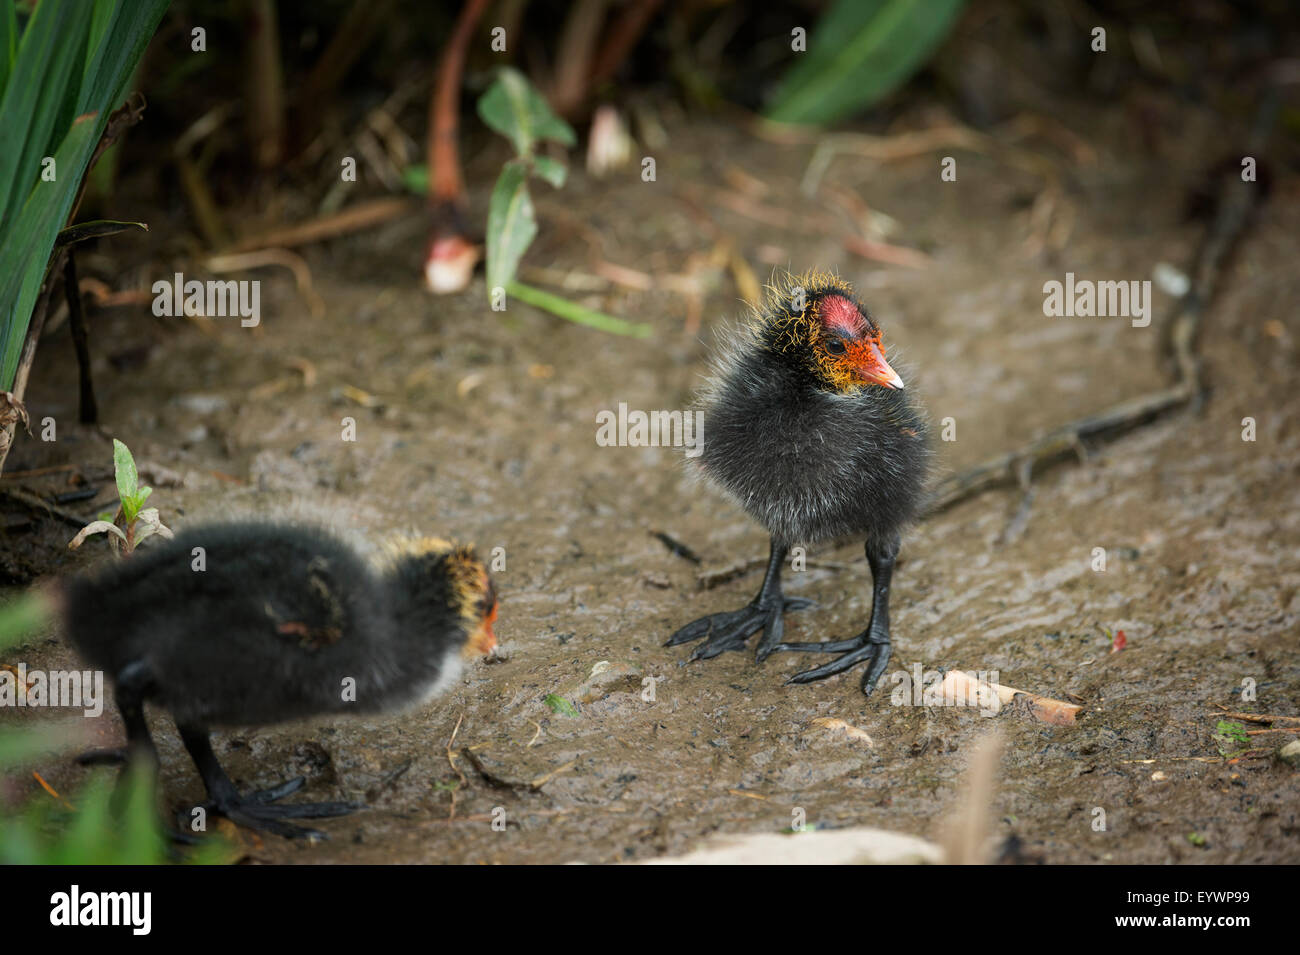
[669,596,810,663]
[783,631,892,696]
[249,776,307,803]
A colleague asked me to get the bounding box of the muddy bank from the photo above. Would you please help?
[3,98,1298,862]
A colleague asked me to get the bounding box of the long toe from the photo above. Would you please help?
[666,613,719,646]
[226,808,329,841]
[860,641,893,696]
[769,634,866,655]
[752,606,787,663]
[233,799,362,820]
[689,607,768,661]
[668,605,747,648]
[785,639,889,691]
[782,597,816,612]
[249,776,307,803]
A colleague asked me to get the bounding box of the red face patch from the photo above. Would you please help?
[818,294,869,337]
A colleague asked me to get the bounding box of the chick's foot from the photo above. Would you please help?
[774,628,892,695]
[666,596,814,662]
[180,777,362,842]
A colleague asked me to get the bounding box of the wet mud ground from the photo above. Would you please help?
[2,97,1298,863]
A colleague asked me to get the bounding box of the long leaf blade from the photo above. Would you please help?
[485,160,537,296]
[765,0,965,126]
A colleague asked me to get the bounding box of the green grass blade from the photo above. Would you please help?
[0,0,17,96]
[0,112,98,387]
[765,0,966,126]
[507,280,652,338]
[0,0,90,228]
[78,0,169,115]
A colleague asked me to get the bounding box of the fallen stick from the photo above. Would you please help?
[1209,707,1300,725]
[225,197,415,254]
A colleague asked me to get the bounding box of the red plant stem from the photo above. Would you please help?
[589,0,662,91]
[429,0,490,207]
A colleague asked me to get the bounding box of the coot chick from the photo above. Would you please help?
[62,521,498,838]
[667,271,929,695]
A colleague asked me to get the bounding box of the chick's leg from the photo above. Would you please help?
[666,538,813,663]
[772,533,899,696]
[176,724,361,841]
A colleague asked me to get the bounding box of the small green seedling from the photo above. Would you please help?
[543,693,579,717]
[68,439,173,556]
[1211,719,1251,758]
[476,69,650,338]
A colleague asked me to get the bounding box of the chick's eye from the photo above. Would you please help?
[824,338,847,356]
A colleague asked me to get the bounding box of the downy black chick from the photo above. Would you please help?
[667,271,929,695]
[61,522,497,839]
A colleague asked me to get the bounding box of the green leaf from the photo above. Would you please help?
[0,0,17,97]
[485,160,537,295]
[765,0,966,126]
[0,0,169,390]
[0,110,98,387]
[0,0,89,228]
[506,280,652,338]
[76,0,169,117]
[543,694,579,717]
[1215,720,1249,744]
[531,155,567,189]
[55,217,147,248]
[0,590,52,650]
[112,437,138,507]
[477,66,575,156]
[401,164,428,195]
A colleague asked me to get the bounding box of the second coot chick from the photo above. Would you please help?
[62,521,497,838]
[668,271,930,695]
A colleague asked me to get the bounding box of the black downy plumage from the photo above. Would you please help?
[62,521,497,839]
[668,271,930,695]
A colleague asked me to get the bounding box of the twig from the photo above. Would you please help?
[0,487,89,527]
[1210,707,1300,725]
[206,248,326,319]
[529,759,578,791]
[32,772,76,811]
[244,0,285,170]
[0,465,76,480]
[224,197,414,253]
[925,97,1276,518]
[650,529,701,564]
[445,712,467,820]
[63,253,97,424]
